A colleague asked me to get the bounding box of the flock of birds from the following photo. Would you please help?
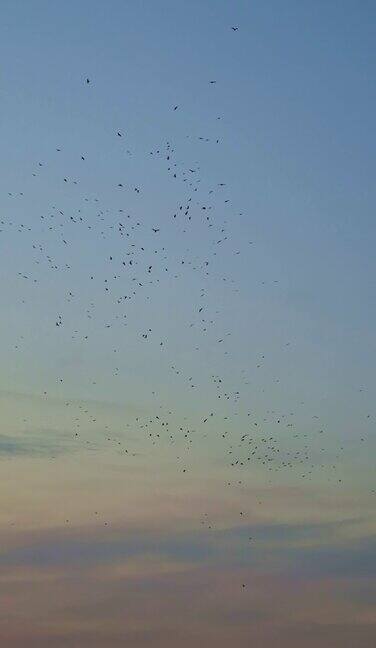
[2,26,374,593]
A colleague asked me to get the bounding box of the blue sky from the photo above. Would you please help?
[1,1,375,437]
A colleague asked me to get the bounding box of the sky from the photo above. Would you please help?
[0,1,375,646]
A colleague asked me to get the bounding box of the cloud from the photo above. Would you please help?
[0,431,76,458]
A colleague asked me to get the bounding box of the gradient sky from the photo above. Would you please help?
[0,1,375,646]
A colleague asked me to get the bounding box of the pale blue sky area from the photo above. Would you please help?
[0,1,375,446]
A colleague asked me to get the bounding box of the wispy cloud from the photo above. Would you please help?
[0,431,76,458]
